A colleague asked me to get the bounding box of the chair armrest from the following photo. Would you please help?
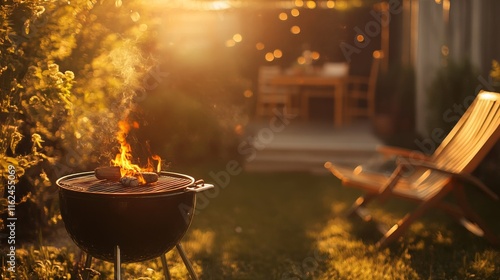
[397,160,499,200]
[376,145,432,162]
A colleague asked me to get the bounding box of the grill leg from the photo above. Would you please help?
[161,254,171,280]
[176,243,198,280]
[114,245,121,280]
[82,253,93,280]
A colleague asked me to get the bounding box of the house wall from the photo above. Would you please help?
[414,0,500,135]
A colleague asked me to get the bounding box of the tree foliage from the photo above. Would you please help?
[0,0,156,235]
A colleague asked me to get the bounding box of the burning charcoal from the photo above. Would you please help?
[120,176,139,187]
[95,166,121,181]
[140,172,159,184]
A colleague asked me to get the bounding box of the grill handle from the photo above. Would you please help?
[186,179,214,193]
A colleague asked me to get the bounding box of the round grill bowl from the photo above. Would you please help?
[57,171,207,263]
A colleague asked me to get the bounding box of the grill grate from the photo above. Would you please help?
[57,172,194,195]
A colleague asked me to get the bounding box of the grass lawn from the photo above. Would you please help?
[7,169,500,279]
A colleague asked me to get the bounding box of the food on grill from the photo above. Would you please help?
[120,176,139,187]
[140,172,159,184]
[95,166,121,181]
[95,166,159,186]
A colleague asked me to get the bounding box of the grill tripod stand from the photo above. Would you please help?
[81,243,198,280]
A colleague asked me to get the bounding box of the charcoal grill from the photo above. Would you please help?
[56,171,213,280]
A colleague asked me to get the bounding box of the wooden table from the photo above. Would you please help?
[270,75,347,126]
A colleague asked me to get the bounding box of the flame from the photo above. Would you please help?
[151,154,162,173]
[111,119,161,185]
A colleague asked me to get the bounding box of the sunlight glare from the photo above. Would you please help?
[210,1,231,10]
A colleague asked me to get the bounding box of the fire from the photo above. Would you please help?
[111,119,161,184]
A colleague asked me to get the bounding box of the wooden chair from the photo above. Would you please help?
[300,63,349,122]
[325,91,500,247]
[344,50,382,122]
[255,66,298,117]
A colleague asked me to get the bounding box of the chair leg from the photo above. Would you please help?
[346,193,377,221]
[376,189,449,247]
[176,243,199,280]
[377,209,426,247]
[452,185,500,246]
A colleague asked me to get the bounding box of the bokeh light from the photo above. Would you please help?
[265,52,275,61]
[273,49,283,58]
[233,33,242,42]
[306,1,316,9]
[130,11,140,22]
[373,50,383,58]
[243,89,253,98]
[291,8,300,17]
[311,51,320,60]
[279,12,288,21]
[290,25,301,34]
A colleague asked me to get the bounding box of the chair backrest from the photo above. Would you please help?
[431,91,500,173]
[258,66,282,93]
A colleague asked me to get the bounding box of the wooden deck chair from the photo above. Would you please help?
[325,90,500,247]
[344,50,382,122]
[255,66,298,118]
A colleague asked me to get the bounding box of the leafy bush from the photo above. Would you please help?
[427,59,479,134]
[1,245,75,279]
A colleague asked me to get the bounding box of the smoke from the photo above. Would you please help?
[108,39,148,120]
[88,37,157,167]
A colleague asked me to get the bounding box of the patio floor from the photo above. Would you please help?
[242,119,383,173]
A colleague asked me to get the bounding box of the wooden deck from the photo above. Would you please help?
[242,120,383,173]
